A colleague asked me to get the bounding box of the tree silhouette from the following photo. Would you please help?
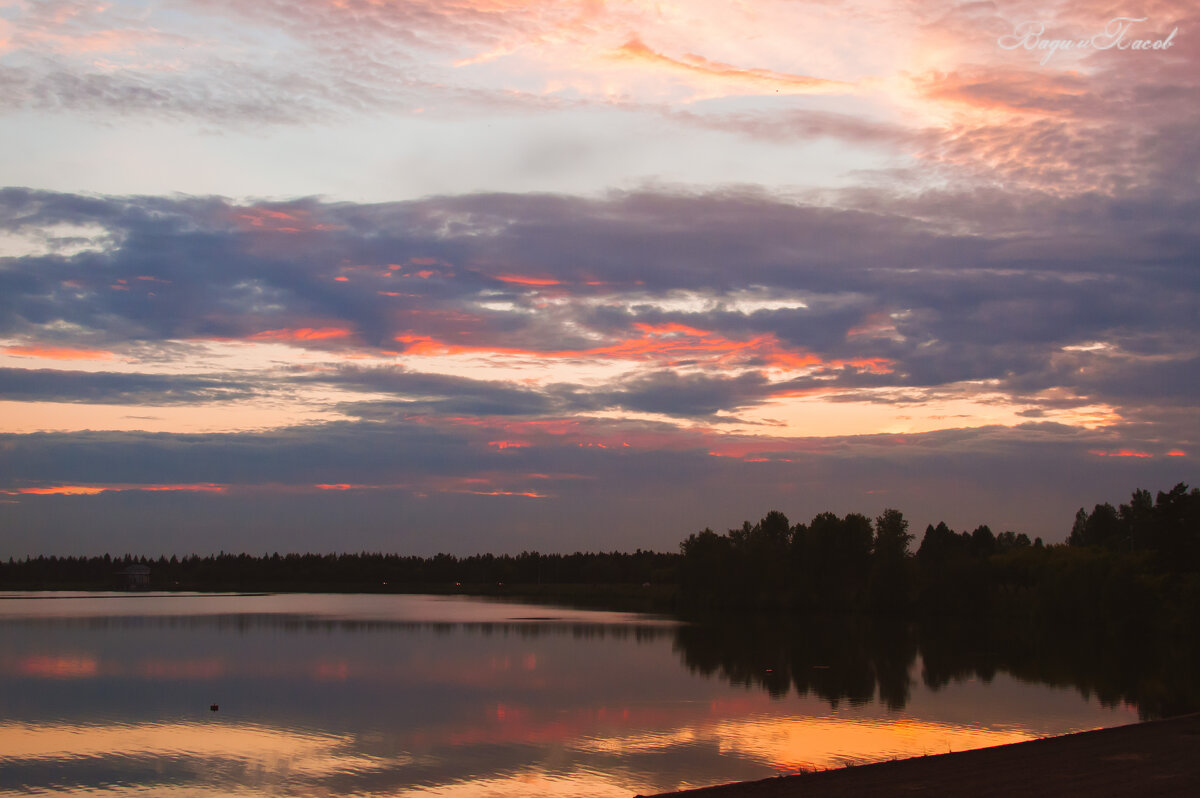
[869,508,912,610]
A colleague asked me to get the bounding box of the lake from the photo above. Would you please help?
[0,591,1146,796]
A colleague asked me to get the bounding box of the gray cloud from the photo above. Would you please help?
[1,182,1195,556]
[0,418,1191,556]
[0,368,257,404]
[2,185,1197,414]
[594,370,772,417]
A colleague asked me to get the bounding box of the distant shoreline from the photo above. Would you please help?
[0,582,680,611]
[639,713,1200,798]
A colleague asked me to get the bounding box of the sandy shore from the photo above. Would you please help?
[639,713,1200,798]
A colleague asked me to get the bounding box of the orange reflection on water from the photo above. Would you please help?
[0,719,391,774]
[437,698,721,751]
[18,655,98,678]
[313,660,351,681]
[391,769,645,798]
[694,714,1044,773]
[9,654,233,681]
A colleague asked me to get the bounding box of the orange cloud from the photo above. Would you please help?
[309,482,412,489]
[494,274,562,286]
[230,207,345,234]
[251,327,353,342]
[234,208,296,226]
[706,450,777,463]
[1088,449,1153,458]
[312,482,400,489]
[613,36,849,94]
[7,483,227,496]
[395,323,892,374]
[701,437,796,458]
[489,440,532,449]
[632,321,707,336]
[1166,450,1187,457]
[3,345,114,361]
[11,486,108,496]
[919,68,1091,117]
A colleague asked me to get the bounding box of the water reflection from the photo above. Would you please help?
[675,616,915,709]
[0,593,1157,797]
[0,591,673,626]
[0,718,418,796]
[673,614,1200,721]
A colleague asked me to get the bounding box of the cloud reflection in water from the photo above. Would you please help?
[0,593,1140,797]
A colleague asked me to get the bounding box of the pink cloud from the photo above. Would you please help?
[3,345,115,361]
[6,483,227,496]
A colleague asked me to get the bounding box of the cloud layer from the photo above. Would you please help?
[2,180,1195,553]
[1,0,1197,555]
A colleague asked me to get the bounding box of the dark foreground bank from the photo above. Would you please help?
[640,713,1200,798]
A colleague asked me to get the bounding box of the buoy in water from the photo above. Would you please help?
[210,704,219,712]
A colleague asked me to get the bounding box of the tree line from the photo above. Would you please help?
[0,549,679,592]
[678,506,1044,612]
[677,483,1200,642]
[3,482,1197,635]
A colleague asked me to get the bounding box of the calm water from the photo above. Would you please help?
[0,592,1140,797]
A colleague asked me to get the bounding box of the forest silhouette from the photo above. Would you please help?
[678,483,1198,623]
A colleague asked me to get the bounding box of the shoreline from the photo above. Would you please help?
[639,713,1200,797]
[0,582,679,610]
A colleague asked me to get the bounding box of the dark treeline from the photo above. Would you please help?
[0,549,680,594]
[678,483,1200,640]
[679,507,1040,612]
[4,482,1198,635]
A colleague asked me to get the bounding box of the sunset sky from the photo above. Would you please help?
[1,0,1196,556]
